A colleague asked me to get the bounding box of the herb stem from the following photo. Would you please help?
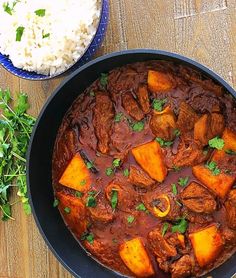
[11,151,26,162]
[0,205,15,220]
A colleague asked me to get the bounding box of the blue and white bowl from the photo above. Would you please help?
[0,0,109,80]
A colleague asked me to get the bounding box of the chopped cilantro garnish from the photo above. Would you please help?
[86,194,97,207]
[225,149,236,155]
[89,90,95,97]
[114,112,123,123]
[173,129,181,137]
[81,232,94,244]
[208,136,225,150]
[112,158,121,168]
[80,179,87,186]
[152,98,167,112]
[132,121,144,132]
[127,215,135,224]
[64,207,71,214]
[16,26,24,41]
[155,137,173,147]
[205,161,220,176]
[35,9,46,17]
[162,222,169,237]
[86,161,94,169]
[3,1,18,15]
[42,33,50,39]
[106,167,114,176]
[100,73,108,88]
[75,191,83,198]
[123,168,130,177]
[136,203,146,211]
[172,183,178,195]
[111,189,118,210]
[53,199,59,207]
[178,177,189,187]
[172,218,188,234]
[172,165,181,172]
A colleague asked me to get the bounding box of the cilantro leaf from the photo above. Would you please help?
[106,167,114,176]
[53,199,59,207]
[127,215,135,224]
[225,149,236,155]
[112,158,121,168]
[15,93,29,115]
[35,9,46,17]
[172,218,188,234]
[162,222,169,237]
[205,161,220,176]
[16,26,24,41]
[123,168,129,177]
[208,136,225,150]
[111,189,118,210]
[155,137,173,147]
[81,231,94,244]
[75,191,83,198]
[86,195,97,207]
[178,177,189,187]
[100,73,108,88]
[114,112,123,123]
[64,207,71,214]
[173,129,181,137]
[136,203,146,211]
[152,98,167,112]
[42,33,50,39]
[172,183,178,195]
[132,121,144,132]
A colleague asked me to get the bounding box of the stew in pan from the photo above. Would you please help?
[52,61,236,278]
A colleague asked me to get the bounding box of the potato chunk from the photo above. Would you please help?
[132,141,167,182]
[148,70,174,93]
[59,153,91,192]
[189,225,224,267]
[119,237,154,277]
[192,164,235,198]
[222,128,236,151]
[56,192,87,235]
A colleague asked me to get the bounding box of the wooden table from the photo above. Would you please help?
[1,0,236,277]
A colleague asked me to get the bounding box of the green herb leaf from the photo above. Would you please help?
[127,215,135,224]
[155,137,173,148]
[172,165,181,172]
[89,90,95,97]
[152,98,167,112]
[35,9,46,17]
[106,167,114,176]
[86,161,94,169]
[16,26,25,41]
[53,199,59,207]
[3,2,12,15]
[123,168,129,177]
[172,183,178,195]
[64,207,71,214]
[174,129,181,137]
[205,161,221,176]
[100,73,108,88]
[111,189,118,210]
[86,195,97,207]
[114,112,123,123]
[178,177,189,187]
[42,33,50,39]
[132,121,144,132]
[112,158,121,168]
[1,203,12,221]
[15,93,29,115]
[136,203,146,211]
[75,191,83,198]
[80,179,87,186]
[162,222,169,237]
[172,218,188,234]
[225,149,236,155]
[81,232,94,244]
[208,136,225,150]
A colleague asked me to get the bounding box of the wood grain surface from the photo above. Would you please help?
[1,0,236,277]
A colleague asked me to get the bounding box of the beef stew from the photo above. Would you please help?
[52,61,236,278]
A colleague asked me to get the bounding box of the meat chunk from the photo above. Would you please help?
[128,165,155,187]
[136,85,150,113]
[225,189,236,229]
[173,137,208,167]
[93,92,114,154]
[180,182,216,213]
[177,102,199,133]
[148,229,177,259]
[194,113,225,146]
[222,228,236,245]
[143,192,181,221]
[150,107,177,141]
[122,92,144,121]
[170,255,193,278]
[105,181,137,212]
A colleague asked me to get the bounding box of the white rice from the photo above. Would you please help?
[0,0,100,76]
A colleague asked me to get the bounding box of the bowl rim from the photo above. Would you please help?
[27,49,236,278]
[0,0,106,81]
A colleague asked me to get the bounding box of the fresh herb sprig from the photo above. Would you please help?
[0,89,35,221]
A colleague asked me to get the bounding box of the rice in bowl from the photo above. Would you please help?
[0,0,101,76]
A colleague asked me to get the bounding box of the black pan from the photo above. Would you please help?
[27,49,236,278]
